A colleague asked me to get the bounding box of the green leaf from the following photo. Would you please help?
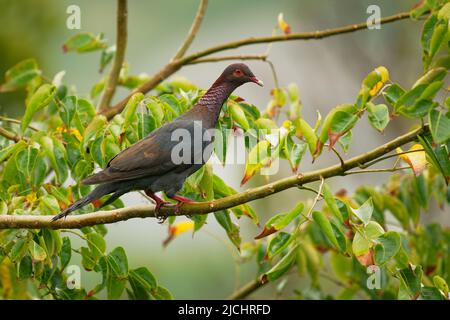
[99,45,116,73]
[350,198,373,226]
[86,233,106,260]
[262,244,299,282]
[15,147,38,185]
[421,287,445,300]
[429,109,450,144]
[322,184,343,223]
[296,118,317,155]
[229,101,250,130]
[433,275,449,297]
[81,247,97,271]
[312,211,340,249]
[329,111,358,147]
[107,276,126,300]
[39,194,61,215]
[383,83,405,106]
[428,23,447,62]
[214,210,241,250]
[255,203,304,239]
[0,58,41,92]
[18,255,33,280]
[352,221,384,256]
[60,237,72,270]
[0,140,27,163]
[129,267,157,292]
[267,232,292,259]
[63,33,107,53]
[10,239,28,262]
[21,84,56,132]
[83,115,107,149]
[373,231,401,266]
[367,103,389,132]
[151,286,173,300]
[398,266,422,298]
[59,96,77,127]
[108,247,128,277]
[122,92,144,132]
[413,68,447,88]
[30,241,47,263]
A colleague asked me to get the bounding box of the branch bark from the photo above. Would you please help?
[0,125,426,230]
[98,0,128,111]
[187,54,267,65]
[101,11,411,120]
[0,127,23,143]
[171,0,208,61]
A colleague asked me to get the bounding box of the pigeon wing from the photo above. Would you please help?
[82,120,198,184]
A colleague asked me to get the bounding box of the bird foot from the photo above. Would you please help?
[154,200,170,224]
[171,195,195,214]
[146,190,169,224]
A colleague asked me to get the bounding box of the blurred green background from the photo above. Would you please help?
[1,0,447,299]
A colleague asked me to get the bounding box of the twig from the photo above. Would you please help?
[171,0,209,61]
[298,185,323,198]
[0,116,39,132]
[98,0,128,111]
[228,278,264,300]
[102,11,412,119]
[359,148,424,169]
[0,125,427,229]
[188,54,267,65]
[344,166,410,176]
[0,127,23,143]
[265,59,280,89]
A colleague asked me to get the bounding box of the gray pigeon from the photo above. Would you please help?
[52,63,263,221]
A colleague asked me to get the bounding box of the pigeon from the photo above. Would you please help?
[52,63,263,221]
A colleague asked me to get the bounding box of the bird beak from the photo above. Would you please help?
[250,76,264,87]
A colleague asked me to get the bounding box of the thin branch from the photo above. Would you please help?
[0,125,427,230]
[0,127,22,143]
[188,54,267,65]
[297,185,323,198]
[102,11,411,120]
[0,116,39,132]
[171,0,209,61]
[265,59,280,89]
[98,0,128,111]
[228,278,264,300]
[344,166,411,176]
[359,148,424,169]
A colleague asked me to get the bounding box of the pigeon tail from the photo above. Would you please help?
[52,183,117,221]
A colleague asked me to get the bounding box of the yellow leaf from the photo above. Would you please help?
[163,221,194,247]
[375,66,389,83]
[397,144,427,176]
[171,221,194,236]
[277,13,291,35]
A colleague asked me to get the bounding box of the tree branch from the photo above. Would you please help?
[227,278,264,300]
[171,0,208,61]
[188,54,267,65]
[101,11,411,120]
[0,127,22,143]
[98,0,128,111]
[0,125,426,230]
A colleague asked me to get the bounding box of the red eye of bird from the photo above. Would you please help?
[233,69,243,77]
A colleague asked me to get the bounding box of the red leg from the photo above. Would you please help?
[145,190,169,223]
[170,195,195,214]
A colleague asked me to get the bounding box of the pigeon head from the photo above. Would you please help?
[216,63,264,88]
